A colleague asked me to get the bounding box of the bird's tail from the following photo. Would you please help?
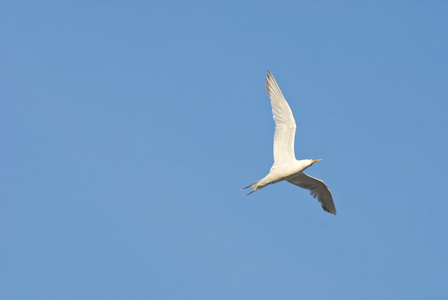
[243,180,261,195]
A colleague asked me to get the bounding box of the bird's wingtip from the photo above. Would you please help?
[324,207,337,215]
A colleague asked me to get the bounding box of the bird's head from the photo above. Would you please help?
[308,159,322,166]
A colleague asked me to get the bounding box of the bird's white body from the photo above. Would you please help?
[244,71,336,214]
[253,160,313,191]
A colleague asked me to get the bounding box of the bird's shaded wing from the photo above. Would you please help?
[287,173,336,214]
[266,71,296,165]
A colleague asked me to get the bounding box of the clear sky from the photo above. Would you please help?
[2,1,448,299]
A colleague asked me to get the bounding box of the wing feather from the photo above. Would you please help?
[265,71,297,165]
[287,173,336,214]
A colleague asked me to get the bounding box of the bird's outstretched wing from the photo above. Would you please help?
[266,71,297,166]
[287,173,336,214]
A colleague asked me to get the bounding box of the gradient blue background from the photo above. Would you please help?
[2,1,447,299]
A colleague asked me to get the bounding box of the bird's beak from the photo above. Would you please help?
[312,159,323,163]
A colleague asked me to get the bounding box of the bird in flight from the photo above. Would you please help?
[244,71,336,215]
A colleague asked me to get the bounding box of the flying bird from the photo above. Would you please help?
[244,71,336,215]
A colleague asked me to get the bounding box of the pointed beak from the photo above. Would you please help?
[312,159,323,163]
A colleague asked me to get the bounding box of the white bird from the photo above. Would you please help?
[244,71,336,215]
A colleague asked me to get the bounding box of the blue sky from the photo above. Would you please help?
[1,1,448,299]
